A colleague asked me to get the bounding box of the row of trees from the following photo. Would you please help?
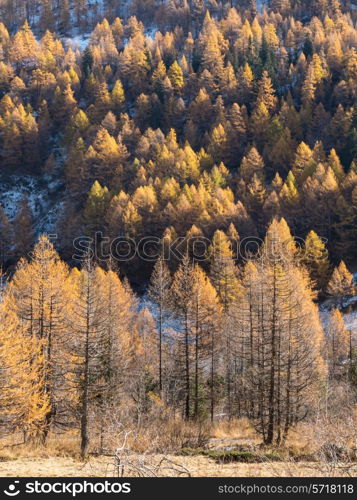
[1,1,355,36]
[0,0,124,35]
[1,218,355,455]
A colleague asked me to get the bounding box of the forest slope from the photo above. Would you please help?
[0,0,356,471]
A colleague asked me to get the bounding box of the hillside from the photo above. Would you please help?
[0,0,356,476]
[0,1,356,278]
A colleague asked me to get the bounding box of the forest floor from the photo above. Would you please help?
[0,420,356,477]
[0,454,356,477]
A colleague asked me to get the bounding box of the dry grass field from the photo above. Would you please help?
[0,419,355,478]
[0,455,356,478]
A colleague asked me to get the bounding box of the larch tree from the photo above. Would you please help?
[92,266,137,449]
[9,21,38,71]
[240,145,265,182]
[4,235,69,440]
[256,71,277,113]
[168,61,184,91]
[209,229,240,419]
[239,219,326,444]
[67,261,106,458]
[130,307,158,420]
[292,142,314,181]
[111,80,125,112]
[66,258,136,456]
[326,261,354,305]
[83,180,111,236]
[170,253,194,419]
[302,230,330,292]
[0,300,50,441]
[190,264,221,420]
[209,229,240,310]
[148,255,171,394]
[231,260,260,419]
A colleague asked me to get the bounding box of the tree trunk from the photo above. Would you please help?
[185,312,190,420]
[266,267,277,445]
[81,282,90,459]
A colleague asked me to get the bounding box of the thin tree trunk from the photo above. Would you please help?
[283,314,292,443]
[210,328,214,423]
[185,312,190,420]
[267,267,277,445]
[81,280,90,458]
[194,333,198,419]
[159,303,163,394]
[43,296,54,442]
[194,304,199,419]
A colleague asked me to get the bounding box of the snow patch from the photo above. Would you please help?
[64,35,89,50]
[0,175,64,235]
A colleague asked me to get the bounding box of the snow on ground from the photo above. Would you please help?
[320,301,357,333]
[0,174,64,235]
[341,307,357,331]
[140,293,182,334]
[257,0,266,13]
[64,35,90,50]
[320,273,357,334]
[145,27,159,39]
[142,292,357,345]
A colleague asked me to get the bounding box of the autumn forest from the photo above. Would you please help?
[0,0,356,471]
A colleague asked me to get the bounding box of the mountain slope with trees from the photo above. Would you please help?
[0,0,356,462]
